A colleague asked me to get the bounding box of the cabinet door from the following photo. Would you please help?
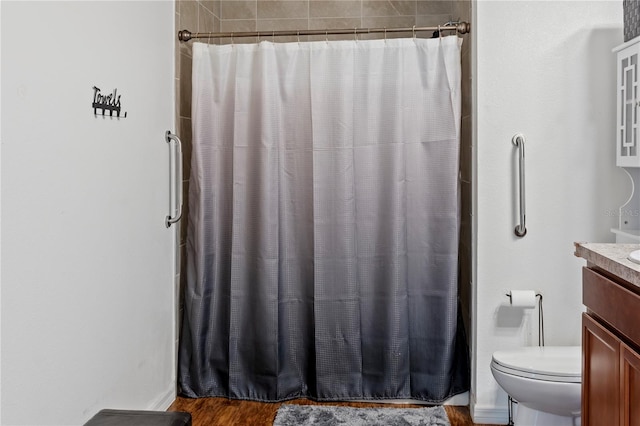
[583,313,621,426]
[621,343,640,426]
[617,44,640,167]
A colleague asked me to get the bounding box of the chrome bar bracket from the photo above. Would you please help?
[165,130,183,228]
[512,133,527,237]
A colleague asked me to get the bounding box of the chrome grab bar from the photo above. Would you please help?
[513,133,526,237]
[165,130,183,228]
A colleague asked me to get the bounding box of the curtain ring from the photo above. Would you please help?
[272,30,275,43]
[297,31,300,43]
[438,25,442,39]
[412,25,416,39]
[231,32,234,46]
[207,32,212,45]
[384,27,387,42]
[325,29,328,43]
[354,27,357,41]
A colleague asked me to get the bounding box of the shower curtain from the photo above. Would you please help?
[179,36,469,403]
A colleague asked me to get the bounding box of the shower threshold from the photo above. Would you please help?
[353,391,469,406]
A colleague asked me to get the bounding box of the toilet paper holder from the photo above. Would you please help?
[505,290,541,306]
[505,291,545,347]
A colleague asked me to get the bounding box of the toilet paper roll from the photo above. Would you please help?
[508,290,537,308]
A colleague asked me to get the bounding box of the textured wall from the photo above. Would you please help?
[473,1,624,423]
[2,2,177,423]
[454,0,472,355]
[215,0,457,42]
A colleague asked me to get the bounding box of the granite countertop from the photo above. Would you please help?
[574,242,640,287]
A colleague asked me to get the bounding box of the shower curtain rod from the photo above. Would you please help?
[178,21,470,42]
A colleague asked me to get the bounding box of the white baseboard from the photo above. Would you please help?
[149,385,177,411]
[470,403,509,425]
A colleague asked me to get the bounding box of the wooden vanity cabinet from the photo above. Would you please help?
[582,266,640,426]
[583,313,620,426]
[621,344,640,426]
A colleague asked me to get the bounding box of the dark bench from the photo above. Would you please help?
[84,409,191,426]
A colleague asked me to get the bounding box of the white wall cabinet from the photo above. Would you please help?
[615,39,640,168]
[612,39,640,243]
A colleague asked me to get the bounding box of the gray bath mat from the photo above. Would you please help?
[273,404,450,426]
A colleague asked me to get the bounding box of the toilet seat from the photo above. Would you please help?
[491,346,581,383]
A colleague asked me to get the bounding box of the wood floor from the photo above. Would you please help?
[169,396,503,426]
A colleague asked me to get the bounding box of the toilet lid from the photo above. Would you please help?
[491,346,581,383]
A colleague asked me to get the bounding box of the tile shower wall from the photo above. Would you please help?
[175,0,473,347]
[454,0,472,347]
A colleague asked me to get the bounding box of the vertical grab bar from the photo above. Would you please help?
[512,133,527,237]
[165,130,183,228]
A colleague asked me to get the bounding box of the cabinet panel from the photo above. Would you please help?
[583,313,620,426]
[621,343,640,426]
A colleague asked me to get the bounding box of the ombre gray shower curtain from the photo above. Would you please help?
[179,36,469,402]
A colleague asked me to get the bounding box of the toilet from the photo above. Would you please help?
[490,346,582,426]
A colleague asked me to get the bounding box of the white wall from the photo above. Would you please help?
[472,1,627,423]
[1,2,177,425]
